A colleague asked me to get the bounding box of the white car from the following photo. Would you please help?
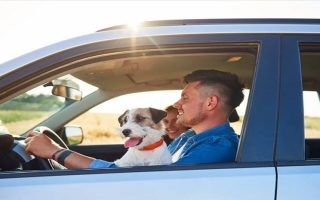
[0,19,320,200]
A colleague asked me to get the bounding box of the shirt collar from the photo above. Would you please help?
[191,122,234,141]
[181,129,196,137]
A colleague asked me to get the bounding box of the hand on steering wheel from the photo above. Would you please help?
[33,126,69,149]
[25,126,68,169]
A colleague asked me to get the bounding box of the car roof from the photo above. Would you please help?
[98,18,320,33]
[2,18,320,76]
[1,18,320,99]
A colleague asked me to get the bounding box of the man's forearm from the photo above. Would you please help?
[55,149,95,169]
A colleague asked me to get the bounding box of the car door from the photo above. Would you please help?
[276,35,320,200]
[0,21,281,200]
[0,35,278,200]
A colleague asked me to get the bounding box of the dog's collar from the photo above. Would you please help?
[138,138,164,151]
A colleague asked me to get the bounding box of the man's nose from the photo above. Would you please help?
[173,99,181,109]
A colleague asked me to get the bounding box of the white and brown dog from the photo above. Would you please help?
[114,107,172,167]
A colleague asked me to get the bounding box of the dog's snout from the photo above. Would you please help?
[122,129,132,137]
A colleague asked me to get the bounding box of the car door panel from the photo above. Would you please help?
[277,165,320,200]
[0,165,276,200]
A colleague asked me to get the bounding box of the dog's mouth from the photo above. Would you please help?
[124,137,143,148]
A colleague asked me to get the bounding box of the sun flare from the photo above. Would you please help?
[128,20,142,30]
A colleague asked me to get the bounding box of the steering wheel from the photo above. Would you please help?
[12,126,68,170]
[31,126,69,170]
[1,126,68,171]
[34,126,69,149]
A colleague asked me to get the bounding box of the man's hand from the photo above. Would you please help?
[25,130,95,169]
[25,131,62,159]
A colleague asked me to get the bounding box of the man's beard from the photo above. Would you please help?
[178,104,206,127]
[183,113,206,127]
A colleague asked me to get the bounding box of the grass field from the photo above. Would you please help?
[0,110,45,123]
[66,112,124,144]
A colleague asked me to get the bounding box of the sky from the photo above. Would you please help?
[0,0,319,116]
[1,0,320,64]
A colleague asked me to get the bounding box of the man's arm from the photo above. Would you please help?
[25,131,94,169]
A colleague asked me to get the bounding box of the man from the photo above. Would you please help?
[168,69,244,164]
[25,69,244,168]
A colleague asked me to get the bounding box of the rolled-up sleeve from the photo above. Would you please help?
[88,159,117,168]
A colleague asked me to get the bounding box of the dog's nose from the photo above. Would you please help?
[122,129,132,137]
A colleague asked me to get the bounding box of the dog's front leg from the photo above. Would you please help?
[114,149,139,167]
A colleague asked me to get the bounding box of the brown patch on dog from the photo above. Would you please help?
[130,108,166,130]
[118,110,129,126]
[149,107,167,124]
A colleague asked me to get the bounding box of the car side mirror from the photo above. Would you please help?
[64,126,84,145]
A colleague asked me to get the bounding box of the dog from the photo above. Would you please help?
[114,107,172,167]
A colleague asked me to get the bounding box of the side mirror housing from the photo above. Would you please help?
[63,126,84,145]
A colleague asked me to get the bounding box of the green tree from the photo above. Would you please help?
[0,94,64,111]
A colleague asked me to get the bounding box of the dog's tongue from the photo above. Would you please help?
[124,137,142,148]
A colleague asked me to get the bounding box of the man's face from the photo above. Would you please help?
[173,81,207,127]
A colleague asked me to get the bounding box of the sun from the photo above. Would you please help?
[128,20,142,30]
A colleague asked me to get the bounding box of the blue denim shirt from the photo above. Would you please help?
[89,122,238,168]
[168,123,239,164]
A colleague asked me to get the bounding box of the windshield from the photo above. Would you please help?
[0,75,97,135]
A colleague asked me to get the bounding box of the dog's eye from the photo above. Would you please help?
[135,115,146,122]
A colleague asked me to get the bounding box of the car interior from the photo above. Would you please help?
[0,44,258,171]
[58,51,256,164]
[1,42,319,171]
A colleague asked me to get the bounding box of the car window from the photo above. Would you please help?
[66,90,181,144]
[0,38,261,174]
[67,88,249,145]
[0,75,97,135]
[300,44,320,160]
[64,43,257,146]
[304,91,320,139]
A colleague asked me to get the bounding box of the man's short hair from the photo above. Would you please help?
[184,69,244,112]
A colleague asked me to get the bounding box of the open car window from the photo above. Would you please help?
[301,43,320,160]
[66,89,250,145]
[0,35,261,174]
[0,75,97,135]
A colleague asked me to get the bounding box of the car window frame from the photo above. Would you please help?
[0,33,281,178]
[276,35,320,165]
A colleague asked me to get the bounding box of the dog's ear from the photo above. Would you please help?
[149,108,167,124]
[118,110,129,127]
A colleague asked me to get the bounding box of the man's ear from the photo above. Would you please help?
[149,108,167,124]
[118,110,128,126]
[207,95,218,111]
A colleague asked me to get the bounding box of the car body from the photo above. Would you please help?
[0,19,320,200]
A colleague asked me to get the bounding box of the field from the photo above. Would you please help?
[1,111,320,144]
[66,112,124,144]
[68,112,247,145]
[0,110,46,123]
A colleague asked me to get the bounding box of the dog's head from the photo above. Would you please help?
[118,108,167,149]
